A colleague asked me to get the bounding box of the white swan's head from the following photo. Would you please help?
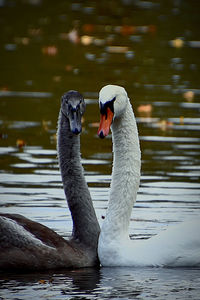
[61,90,85,134]
[98,85,128,138]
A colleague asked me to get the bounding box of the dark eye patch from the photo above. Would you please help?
[100,97,116,115]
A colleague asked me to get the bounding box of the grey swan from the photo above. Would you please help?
[0,91,100,271]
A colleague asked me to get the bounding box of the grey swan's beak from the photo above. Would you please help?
[69,110,82,135]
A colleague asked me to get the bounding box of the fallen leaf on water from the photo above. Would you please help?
[81,35,93,46]
[42,45,58,56]
[53,76,61,82]
[28,28,42,37]
[183,90,194,102]
[137,104,152,117]
[16,139,26,148]
[180,116,184,125]
[119,25,136,36]
[65,65,73,72]
[15,37,30,45]
[106,46,129,53]
[42,120,51,132]
[148,25,157,34]
[171,38,184,48]
[21,37,29,45]
[82,24,95,33]
[157,120,173,131]
[0,86,9,91]
[38,279,47,284]
[50,133,57,144]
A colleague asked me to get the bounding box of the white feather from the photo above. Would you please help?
[98,85,200,267]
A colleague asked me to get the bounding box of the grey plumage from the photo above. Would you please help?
[0,91,100,271]
[57,91,100,248]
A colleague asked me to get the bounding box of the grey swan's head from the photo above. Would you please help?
[61,90,86,134]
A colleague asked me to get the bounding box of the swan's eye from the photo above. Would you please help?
[100,97,115,115]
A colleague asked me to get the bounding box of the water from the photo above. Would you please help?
[1,267,200,300]
[0,0,200,299]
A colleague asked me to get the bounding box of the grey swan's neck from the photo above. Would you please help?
[57,109,100,248]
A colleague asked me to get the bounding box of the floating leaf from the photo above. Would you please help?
[180,116,184,125]
[42,45,58,56]
[106,46,129,53]
[137,104,152,117]
[28,28,42,37]
[81,35,93,46]
[170,38,184,48]
[82,24,95,33]
[53,76,61,82]
[42,120,51,132]
[157,120,173,131]
[16,139,26,148]
[65,65,73,72]
[119,25,136,36]
[183,91,194,102]
[14,37,30,45]
[50,133,57,144]
[38,279,47,284]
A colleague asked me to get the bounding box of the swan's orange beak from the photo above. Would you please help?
[98,107,114,138]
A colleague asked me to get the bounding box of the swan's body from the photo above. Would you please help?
[97,84,200,267]
[0,91,100,271]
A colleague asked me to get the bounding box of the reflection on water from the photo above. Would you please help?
[1,267,200,300]
[0,0,200,299]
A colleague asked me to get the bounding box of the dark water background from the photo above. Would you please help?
[0,0,200,299]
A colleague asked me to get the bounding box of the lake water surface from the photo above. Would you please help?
[0,0,200,299]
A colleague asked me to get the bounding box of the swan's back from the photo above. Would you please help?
[105,219,200,267]
[0,213,97,271]
[147,218,200,267]
[0,214,65,249]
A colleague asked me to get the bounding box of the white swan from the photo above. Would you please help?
[97,84,200,267]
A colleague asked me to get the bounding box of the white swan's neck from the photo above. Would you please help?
[101,101,141,242]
